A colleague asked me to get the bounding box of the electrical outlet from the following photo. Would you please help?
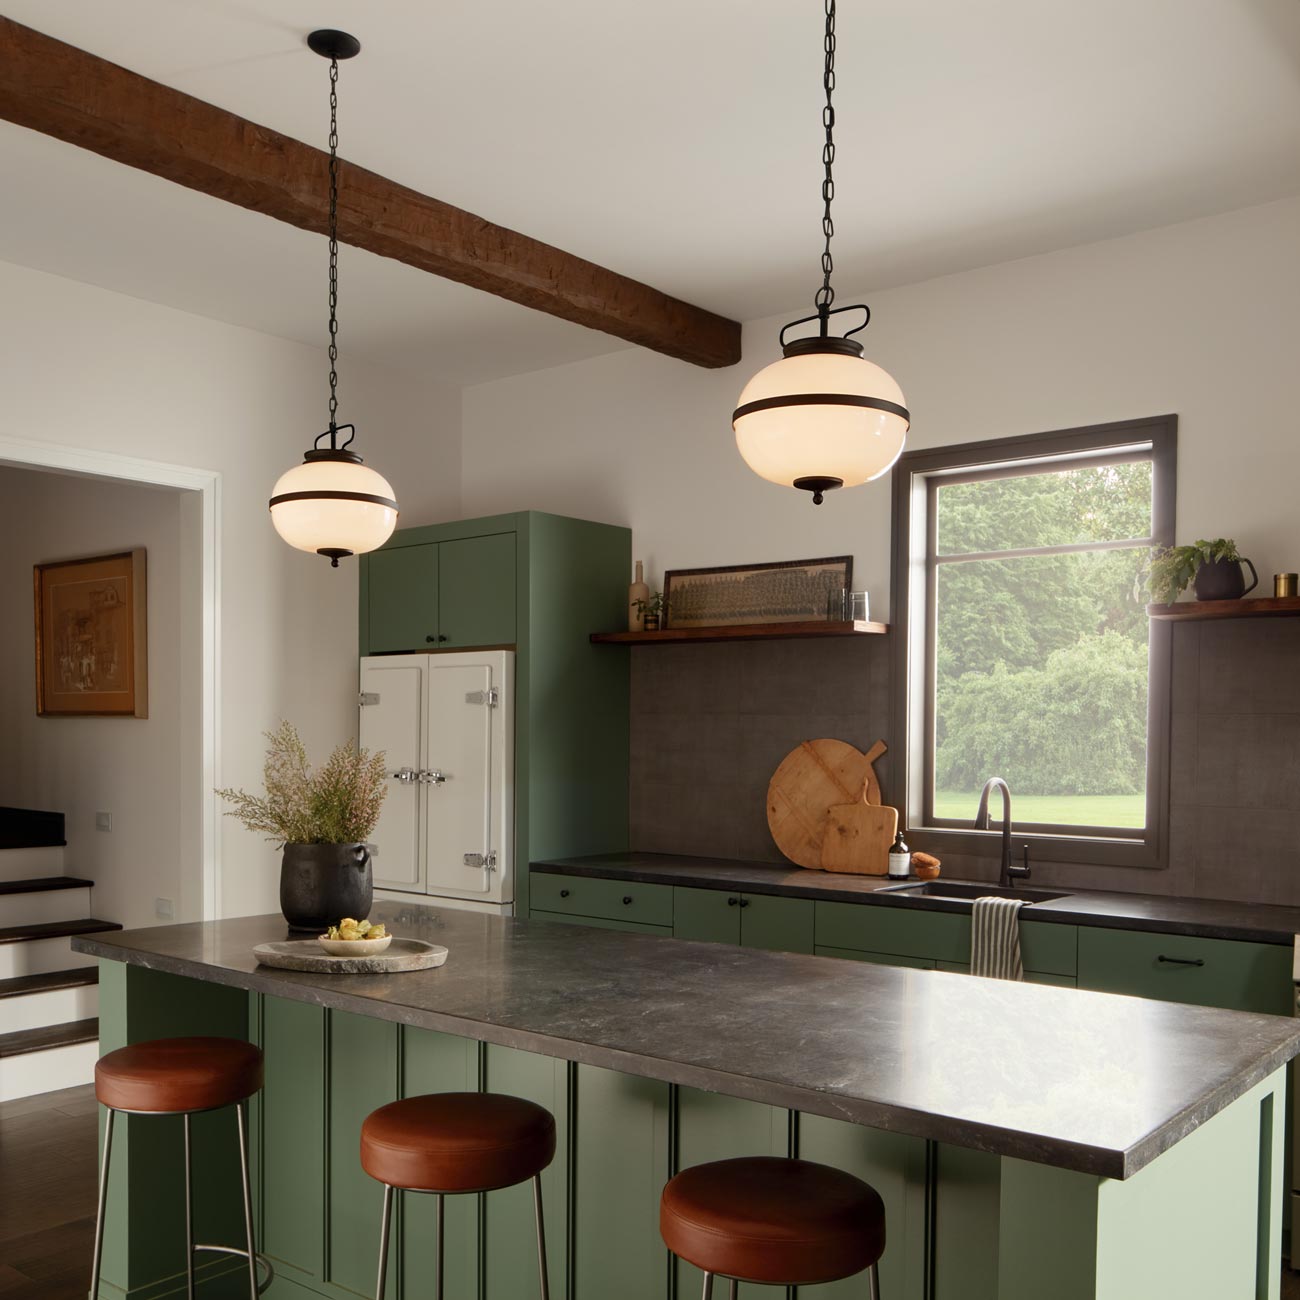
[95,812,112,832]
[155,897,174,920]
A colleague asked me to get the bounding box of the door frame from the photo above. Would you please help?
[0,434,223,920]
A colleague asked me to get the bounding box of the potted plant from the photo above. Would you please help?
[218,721,388,931]
[1148,538,1258,605]
[632,590,671,631]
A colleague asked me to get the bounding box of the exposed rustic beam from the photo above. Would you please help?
[0,16,741,369]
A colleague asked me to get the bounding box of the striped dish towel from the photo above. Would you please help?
[970,896,1025,980]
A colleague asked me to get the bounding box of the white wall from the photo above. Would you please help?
[0,257,462,920]
[0,468,191,930]
[461,196,1300,618]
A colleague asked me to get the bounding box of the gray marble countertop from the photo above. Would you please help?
[532,852,1300,945]
[74,904,1300,1180]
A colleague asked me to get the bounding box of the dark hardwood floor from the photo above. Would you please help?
[3,1081,1300,1298]
[0,1083,98,1300]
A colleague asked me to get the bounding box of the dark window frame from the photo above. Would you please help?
[889,415,1177,871]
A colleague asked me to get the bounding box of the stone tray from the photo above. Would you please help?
[252,938,448,974]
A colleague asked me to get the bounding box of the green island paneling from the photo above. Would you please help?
[931,1143,1001,1300]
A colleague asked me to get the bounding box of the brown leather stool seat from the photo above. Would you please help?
[361,1092,556,1193]
[661,1156,886,1287]
[94,1036,264,1114]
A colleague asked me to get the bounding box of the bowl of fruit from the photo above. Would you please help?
[318,917,391,956]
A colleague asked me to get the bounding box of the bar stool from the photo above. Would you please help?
[660,1156,885,1299]
[361,1091,556,1300]
[90,1035,272,1299]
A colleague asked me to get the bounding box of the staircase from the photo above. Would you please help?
[0,808,120,1101]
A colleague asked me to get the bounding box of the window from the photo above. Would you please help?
[891,417,1176,868]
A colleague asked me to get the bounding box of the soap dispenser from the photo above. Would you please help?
[887,830,911,879]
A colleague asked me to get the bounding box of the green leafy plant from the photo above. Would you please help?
[217,721,388,845]
[1146,538,1242,605]
[632,591,671,618]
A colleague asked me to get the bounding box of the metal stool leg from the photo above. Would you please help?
[183,1114,197,1300]
[700,1273,714,1300]
[434,1192,445,1300]
[867,1261,881,1299]
[374,1184,393,1300]
[88,1108,116,1300]
[533,1172,551,1300]
[236,1101,259,1299]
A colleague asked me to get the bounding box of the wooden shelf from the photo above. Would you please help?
[1147,596,1300,622]
[590,619,889,645]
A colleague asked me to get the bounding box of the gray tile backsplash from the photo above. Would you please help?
[628,620,1300,905]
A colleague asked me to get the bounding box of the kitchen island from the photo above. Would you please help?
[77,904,1299,1300]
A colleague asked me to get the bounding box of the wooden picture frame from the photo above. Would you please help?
[34,549,148,717]
[663,555,853,629]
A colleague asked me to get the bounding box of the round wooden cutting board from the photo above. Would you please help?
[766,738,886,869]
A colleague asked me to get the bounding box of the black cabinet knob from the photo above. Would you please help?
[622,896,633,905]
[738,898,751,908]
[426,635,437,643]
[438,634,449,642]
[559,889,570,898]
[727,897,739,907]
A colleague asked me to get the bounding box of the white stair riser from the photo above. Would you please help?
[0,1037,97,1103]
[0,983,98,1034]
[0,846,66,883]
[0,938,98,980]
[0,888,92,928]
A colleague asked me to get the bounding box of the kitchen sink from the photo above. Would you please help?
[879,880,1072,906]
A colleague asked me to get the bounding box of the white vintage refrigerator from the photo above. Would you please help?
[359,651,515,913]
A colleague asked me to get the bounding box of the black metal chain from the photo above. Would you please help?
[814,0,836,323]
[326,56,340,439]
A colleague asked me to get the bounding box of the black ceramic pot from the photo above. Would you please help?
[1193,555,1258,602]
[279,842,373,932]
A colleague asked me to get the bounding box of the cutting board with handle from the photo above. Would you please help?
[820,784,899,875]
[767,738,886,869]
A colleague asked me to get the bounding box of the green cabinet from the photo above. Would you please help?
[674,886,814,954]
[365,533,516,653]
[1076,927,1293,1015]
[532,873,674,927]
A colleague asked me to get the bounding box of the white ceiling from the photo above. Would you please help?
[2,1,1299,385]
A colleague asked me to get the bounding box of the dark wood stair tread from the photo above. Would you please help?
[0,967,99,1000]
[0,876,94,896]
[0,918,122,945]
[0,1018,98,1059]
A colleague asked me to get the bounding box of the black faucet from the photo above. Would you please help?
[974,777,1031,889]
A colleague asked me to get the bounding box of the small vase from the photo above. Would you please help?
[628,560,649,631]
[642,613,661,632]
[280,842,373,932]
[1193,556,1258,602]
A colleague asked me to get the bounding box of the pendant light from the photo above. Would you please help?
[269,29,398,566]
[733,0,909,505]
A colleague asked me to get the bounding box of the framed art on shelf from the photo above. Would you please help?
[34,548,148,717]
[663,555,853,629]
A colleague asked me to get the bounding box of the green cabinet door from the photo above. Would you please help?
[674,886,742,945]
[738,894,815,954]
[439,533,517,648]
[368,543,439,652]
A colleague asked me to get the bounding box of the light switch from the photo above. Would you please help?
[95,812,112,832]
[155,897,174,920]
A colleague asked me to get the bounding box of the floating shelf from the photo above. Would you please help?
[590,619,889,645]
[1146,597,1300,623]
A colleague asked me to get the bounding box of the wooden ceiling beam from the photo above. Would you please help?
[0,17,741,369]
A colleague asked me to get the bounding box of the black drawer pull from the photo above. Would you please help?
[1157,954,1204,967]
[426,635,437,643]
[438,634,449,642]
[559,889,570,898]
[738,898,751,908]
[727,897,739,907]
[622,896,633,905]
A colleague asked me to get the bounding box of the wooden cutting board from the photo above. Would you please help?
[767,738,886,869]
[820,787,899,875]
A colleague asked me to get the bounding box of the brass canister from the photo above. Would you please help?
[1275,573,1298,598]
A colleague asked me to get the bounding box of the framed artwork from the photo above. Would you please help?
[663,555,853,629]
[34,549,148,717]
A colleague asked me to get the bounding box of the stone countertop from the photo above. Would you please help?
[74,904,1300,1181]
[531,852,1300,945]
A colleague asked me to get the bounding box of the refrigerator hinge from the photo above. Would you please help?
[465,687,499,707]
[359,691,380,707]
[463,851,498,872]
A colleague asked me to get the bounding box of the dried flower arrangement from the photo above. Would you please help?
[218,720,388,845]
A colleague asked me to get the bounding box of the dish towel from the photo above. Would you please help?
[970,896,1026,980]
